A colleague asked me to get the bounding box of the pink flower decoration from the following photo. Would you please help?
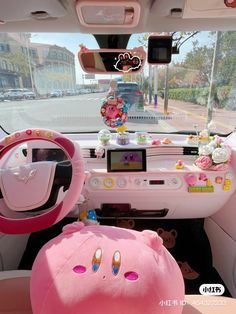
[195,156,212,170]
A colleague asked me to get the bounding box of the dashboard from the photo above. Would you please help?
[1,132,235,220]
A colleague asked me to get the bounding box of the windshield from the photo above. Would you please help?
[0,31,235,134]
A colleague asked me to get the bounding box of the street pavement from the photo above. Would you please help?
[0,93,234,134]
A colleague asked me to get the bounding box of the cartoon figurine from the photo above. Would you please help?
[98,129,112,146]
[100,96,129,128]
[175,160,184,169]
[79,209,99,225]
[31,223,185,314]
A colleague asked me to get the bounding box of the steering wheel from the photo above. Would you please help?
[0,129,85,234]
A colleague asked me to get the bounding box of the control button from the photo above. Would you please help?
[103,177,115,189]
[170,178,178,185]
[134,178,142,186]
[89,177,101,189]
[225,172,233,180]
[116,177,127,188]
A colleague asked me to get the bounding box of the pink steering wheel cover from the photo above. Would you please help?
[0,129,85,234]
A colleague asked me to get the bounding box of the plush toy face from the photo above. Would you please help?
[105,104,120,119]
[31,223,184,314]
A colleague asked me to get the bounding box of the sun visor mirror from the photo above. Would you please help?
[78,46,146,74]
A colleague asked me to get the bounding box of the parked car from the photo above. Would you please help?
[115,82,144,110]
[4,89,24,100]
[0,92,5,101]
[50,90,63,97]
[22,89,36,99]
[64,89,76,96]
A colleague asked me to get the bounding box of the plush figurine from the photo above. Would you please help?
[30,223,184,314]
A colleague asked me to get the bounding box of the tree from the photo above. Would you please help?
[182,45,214,86]
[182,31,236,88]
[138,32,199,107]
[6,51,30,76]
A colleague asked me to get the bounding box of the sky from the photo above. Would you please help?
[31,32,213,84]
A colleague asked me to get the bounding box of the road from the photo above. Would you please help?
[0,93,167,133]
[0,93,234,134]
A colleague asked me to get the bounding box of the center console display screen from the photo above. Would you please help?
[107,149,146,172]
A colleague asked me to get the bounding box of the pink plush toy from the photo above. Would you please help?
[30,222,184,314]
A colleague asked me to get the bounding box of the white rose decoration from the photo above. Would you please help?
[212,147,230,164]
[199,144,214,156]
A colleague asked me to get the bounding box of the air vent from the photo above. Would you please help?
[82,148,105,159]
[146,146,198,157]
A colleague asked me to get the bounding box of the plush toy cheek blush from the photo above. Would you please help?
[73,265,87,274]
[124,271,139,281]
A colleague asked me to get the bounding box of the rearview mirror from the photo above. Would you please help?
[78,46,146,74]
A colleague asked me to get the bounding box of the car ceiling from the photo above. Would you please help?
[0,0,236,34]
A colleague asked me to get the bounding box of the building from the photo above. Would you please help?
[0,33,76,95]
[31,43,76,95]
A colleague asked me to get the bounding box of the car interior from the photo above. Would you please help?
[0,0,236,313]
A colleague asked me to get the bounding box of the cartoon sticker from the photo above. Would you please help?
[178,261,200,280]
[157,228,178,249]
[114,52,142,73]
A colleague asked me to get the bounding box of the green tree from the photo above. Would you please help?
[6,51,30,76]
[182,45,214,86]
[182,31,236,87]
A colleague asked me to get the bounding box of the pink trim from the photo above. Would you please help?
[0,129,85,234]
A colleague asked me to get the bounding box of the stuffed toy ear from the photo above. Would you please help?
[62,221,85,235]
[141,230,163,251]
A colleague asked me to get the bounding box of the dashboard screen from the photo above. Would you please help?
[107,149,146,172]
[32,148,68,162]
